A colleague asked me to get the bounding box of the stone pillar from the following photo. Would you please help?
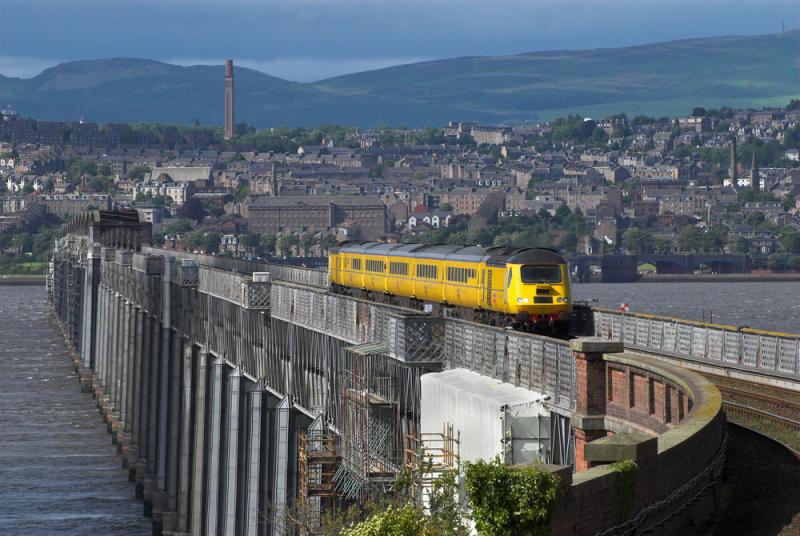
[144,310,162,517]
[161,331,183,533]
[128,307,144,481]
[205,357,225,535]
[154,257,174,529]
[272,396,292,535]
[190,347,209,534]
[570,337,623,472]
[220,367,242,536]
[136,313,152,499]
[175,341,195,535]
[242,384,263,536]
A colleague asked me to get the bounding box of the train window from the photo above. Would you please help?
[416,264,437,279]
[446,266,475,283]
[390,262,409,276]
[351,258,362,270]
[520,265,562,283]
[366,259,384,272]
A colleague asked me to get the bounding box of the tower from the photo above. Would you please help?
[224,59,234,141]
[751,147,759,192]
[728,137,738,182]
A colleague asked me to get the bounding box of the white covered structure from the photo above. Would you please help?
[421,368,551,465]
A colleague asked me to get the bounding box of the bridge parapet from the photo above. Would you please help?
[198,266,270,310]
[445,319,576,411]
[589,307,800,380]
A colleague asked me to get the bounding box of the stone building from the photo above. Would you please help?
[246,195,387,240]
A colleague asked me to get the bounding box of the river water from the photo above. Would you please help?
[573,281,800,334]
[0,285,150,535]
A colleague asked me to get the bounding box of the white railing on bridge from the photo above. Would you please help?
[592,308,800,379]
[267,264,329,288]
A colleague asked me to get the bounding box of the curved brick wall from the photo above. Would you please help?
[549,344,725,535]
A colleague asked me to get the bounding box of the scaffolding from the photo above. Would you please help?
[333,343,403,501]
[298,427,340,533]
[404,424,460,503]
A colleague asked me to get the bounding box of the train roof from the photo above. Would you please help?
[332,242,566,267]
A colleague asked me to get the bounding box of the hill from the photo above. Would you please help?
[1,31,798,127]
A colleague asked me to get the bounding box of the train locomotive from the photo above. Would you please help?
[328,242,572,333]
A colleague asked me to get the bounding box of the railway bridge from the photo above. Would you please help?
[48,211,798,535]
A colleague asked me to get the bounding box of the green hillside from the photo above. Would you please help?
[1,31,797,127]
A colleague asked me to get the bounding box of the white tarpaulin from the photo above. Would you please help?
[420,368,551,465]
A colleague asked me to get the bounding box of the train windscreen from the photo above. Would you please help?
[520,265,561,284]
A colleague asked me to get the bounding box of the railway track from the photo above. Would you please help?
[701,374,800,454]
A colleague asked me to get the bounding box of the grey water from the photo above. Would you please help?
[0,285,150,535]
[574,281,800,334]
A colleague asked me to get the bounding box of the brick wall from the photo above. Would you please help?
[551,343,725,535]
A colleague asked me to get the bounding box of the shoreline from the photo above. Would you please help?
[0,276,46,286]
[637,273,800,283]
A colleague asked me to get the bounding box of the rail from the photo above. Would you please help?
[590,308,800,380]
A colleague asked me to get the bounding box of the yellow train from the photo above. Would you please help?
[328,242,572,332]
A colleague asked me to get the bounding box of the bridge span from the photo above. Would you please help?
[46,210,798,535]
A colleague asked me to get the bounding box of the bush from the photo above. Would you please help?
[464,458,559,536]
[341,505,430,536]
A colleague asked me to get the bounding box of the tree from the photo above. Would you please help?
[278,234,299,257]
[182,230,220,253]
[783,193,797,213]
[241,232,261,253]
[259,234,277,257]
[178,197,207,222]
[319,234,339,254]
[22,183,34,194]
[340,505,429,536]
[677,225,705,253]
[777,227,800,254]
[439,203,453,212]
[623,228,653,254]
[743,212,766,227]
[128,165,150,180]
[299,232,318,256]
[163,219,193,236]
[11,232,32,253]
[558,231,578,253]
[692,107,706,117]
[728,234,750,254]
[464,458,559,536]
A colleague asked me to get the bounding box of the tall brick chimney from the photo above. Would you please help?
[224,59,234,141]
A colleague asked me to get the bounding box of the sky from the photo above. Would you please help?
[0,0,798,82]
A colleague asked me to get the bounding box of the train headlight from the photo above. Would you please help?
[517,297,530,304]
[557,297,564,303]
[564,297,569,303]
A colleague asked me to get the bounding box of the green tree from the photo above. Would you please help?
[128,165,150,180]
[241,231,261,253]
[623,228,653,254]
[777,227,800,254]
[299,232,318,256]
[782,193,797,212]
[677,225,705,253]
[341,505,429,536]
[163,219,193,236]
[464,458,559,536]
[22,183,34,194]
[319,233,339,254]
[259,234,277,256]
[278,234,299,257]
[11,232,33,253]
[728,234,750,254]
[743,212,766,227]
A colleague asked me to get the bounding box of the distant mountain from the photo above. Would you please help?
[1,31,798,127]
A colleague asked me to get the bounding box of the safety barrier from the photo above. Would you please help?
[592,308,800,379]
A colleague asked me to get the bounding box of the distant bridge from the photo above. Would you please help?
[569,254,752,282]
